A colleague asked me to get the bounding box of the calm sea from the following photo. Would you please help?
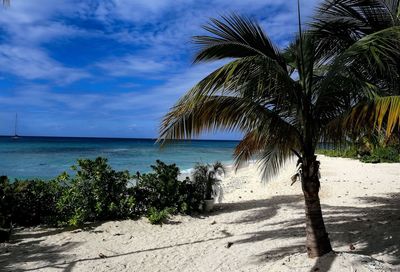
[0,136,239,180]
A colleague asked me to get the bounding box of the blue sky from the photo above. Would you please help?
[0,0,319,139]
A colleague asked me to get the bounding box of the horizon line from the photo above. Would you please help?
[0,135,240,142]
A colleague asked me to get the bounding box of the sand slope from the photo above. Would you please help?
[1,156,399,271]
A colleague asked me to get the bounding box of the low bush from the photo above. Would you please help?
[317,147,358,159]
[147,207,174,225]
[360,146,400,163]
[0,176,62,227]
[57,157,133,226]
[136,160,204,214]
[318,145,400,163]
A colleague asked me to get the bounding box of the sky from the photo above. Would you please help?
[0,0,320,139]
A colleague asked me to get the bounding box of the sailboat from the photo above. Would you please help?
[12,113,20,140]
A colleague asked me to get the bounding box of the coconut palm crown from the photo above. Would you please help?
[159,1,400,258]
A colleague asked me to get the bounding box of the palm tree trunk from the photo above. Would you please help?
[301,155,332,258]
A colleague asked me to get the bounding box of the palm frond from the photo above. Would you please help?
[189,55,294,99]
[311,0,400,61]
[193,14,286,68]
[326,96,400,140]
[258,141,296,181]
[162,56,297,125]
[234,125,301,181]
[315,25,400,113]
[159,95,298,141]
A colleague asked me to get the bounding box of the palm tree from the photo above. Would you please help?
[159,2,400,258]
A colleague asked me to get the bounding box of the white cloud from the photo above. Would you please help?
[0,45,89,83]
[0,1,93,84]
[97,55,174,76]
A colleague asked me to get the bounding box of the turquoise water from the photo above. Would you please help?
[0,136,238,180]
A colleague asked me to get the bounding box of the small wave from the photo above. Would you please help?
[104,148,130,152]
[180,168,193,175]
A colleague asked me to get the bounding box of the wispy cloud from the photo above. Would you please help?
[97,55,175,77]
[0,45,90,83]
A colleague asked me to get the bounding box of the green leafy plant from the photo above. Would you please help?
[360,146,400,163]
[0,176,14,229]
[57,157,132,226]
[138,160,193,213]
[0,177,63,227]
[0,158,210,229]
[317,147,358,159]
[147,207,174,225]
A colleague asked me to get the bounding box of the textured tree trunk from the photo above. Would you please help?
[301,155,332,258]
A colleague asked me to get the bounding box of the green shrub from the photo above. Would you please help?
[360,146,400,163]
[179,177,205,213]
[57,157,133,226]
[147,207,173,225]
[137,161,185,213]
[0,176,63,227]
[0,176,14,228]
[137,160,206,214]
[317,147,358,158]
[1,158,208,229]
[137,160,181,211]
[318,145,400,163]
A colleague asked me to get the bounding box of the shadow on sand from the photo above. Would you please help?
[228,193,400,271]
[0,193,399,271]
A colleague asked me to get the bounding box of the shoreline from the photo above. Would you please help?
[1,155,399,271]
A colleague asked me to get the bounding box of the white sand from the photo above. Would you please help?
[1,156,399,271]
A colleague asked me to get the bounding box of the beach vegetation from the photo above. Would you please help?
[136,160,205,214]
[192,162,225,200]
[317,147,358,159]
[57,157,133,226]
[360,145,400,163]
[136,160,184,212]
[318,131,400,163]
[159,1,400,258]
[0,158,211,229]
[147,207,174,225]
[0,176,62,227]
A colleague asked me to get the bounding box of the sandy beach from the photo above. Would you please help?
[1,155,399,272]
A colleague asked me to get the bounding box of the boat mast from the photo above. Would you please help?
[14,113,17,136]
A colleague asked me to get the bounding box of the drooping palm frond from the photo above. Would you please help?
[160,94,298,141]
[331,26,400,73]
[233,124,301,180]
[2,0,9,7]
[343,96,400,135]
[323,95,400,144]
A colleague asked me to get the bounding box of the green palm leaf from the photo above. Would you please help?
[193,14,286,68]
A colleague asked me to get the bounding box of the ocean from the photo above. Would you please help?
[0,136,239,180]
